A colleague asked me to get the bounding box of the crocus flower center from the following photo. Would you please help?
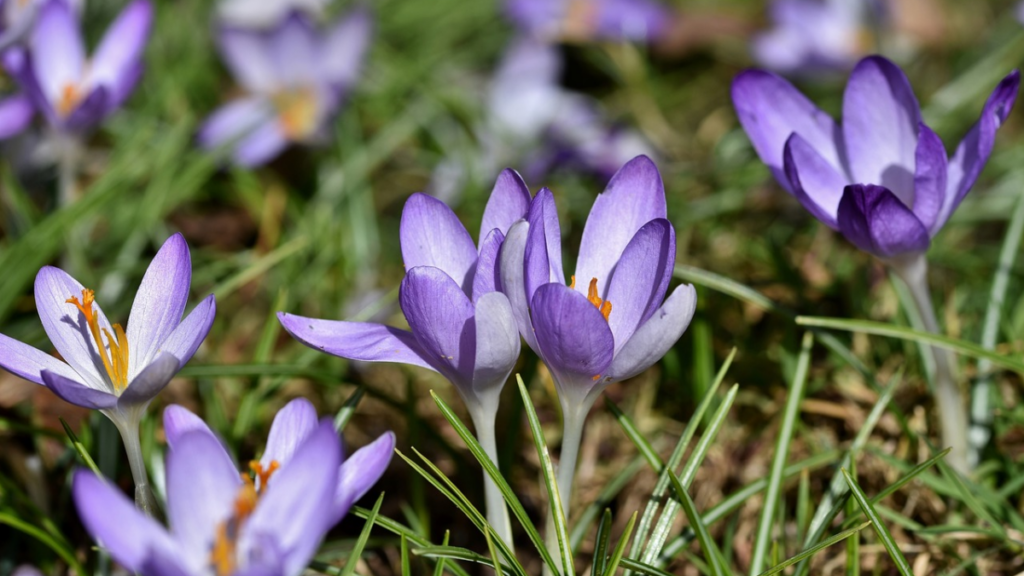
[210,460,281,576]
[562,0,598,40]
[65,289,130,392]
[273,87,319,139]
[569,275,612,321]
[57,83,83,118]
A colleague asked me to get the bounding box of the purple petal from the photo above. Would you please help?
[604,219,675,350]
[335,431,394,517]
[480,168,532,241]
[217,26,276,94]
[29,0,84,109]
[783,132,848,228]
[88,0,152,107]
[166,430,242,567]
[399,266,476,386]
[469,292,520,403]
[841,56,921,205]
[530,283,614,404]
[126,234,191,376]
[163,404,215,451]
[319,8,372,88]
[498,220,539,351]
[277,312,437,373]
[836,184,931,257]
[472,228,504,302]
[574,155,666,295]
[268,13,318,87]
[159,294,216,368]
[0,332,79,385]
[488,35,563,140]
[261,397,318,470]
[0,94,33,139]
[73,469,178,573]
[41,370,117,409]
[912,122,948,234]
[199,98,274,150]
[117,352,179,406]
[232,118,289,167]
[731,69,844,189]
[136,547,194,576]
[62,86,109,133]
[608,283,697,382]
[594,0,668,41]
[524,188,564,299]
[245,420,340,576]
[939,70,1020,230]
[400,193,478,294]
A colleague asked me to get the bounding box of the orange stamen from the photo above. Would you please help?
[66,289,130,392]
[57,84,81,118]
[585,278,612,321]
[274,87,318,139]
[210,459,281,575]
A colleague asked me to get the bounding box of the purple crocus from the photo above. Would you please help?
[74,407,391,576]
[217,0,328,29]
[505,0,669,43]
[732,55,1019,259]
[198,8,371,167]
[499,155,696,524]
[279,172,529,544]
[13,0,152,134]
[0,0,81,51]
[0,233,215,511]
[752,0,870,76]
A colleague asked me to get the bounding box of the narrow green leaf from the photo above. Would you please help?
[605,398,662,470]
[335,386,366,431]
[935,460,1008,539]
[402,535,411,576]
[60,417,101,476]
[592,510,613,576]
[348,508,471,576]
[841,469,913,576]
[413,546,515,576]
[0,513,87,576]
[433,531,451,576]
[665,469,728,576]
[571,457,645,549]
[603,512,638,576]
[339,492,385,576]
[755,522,871,576]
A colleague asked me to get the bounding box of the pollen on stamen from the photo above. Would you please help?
[585,277,612,321]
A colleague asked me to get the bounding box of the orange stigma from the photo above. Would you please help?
[210,460,280,576]
[274,87,318,139]
[56,83,81,118]
[570,276,612,321]
[66,289,130,392]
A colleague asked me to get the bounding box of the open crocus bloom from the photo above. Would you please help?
[505,0,668,43]
[732,55,1019,258]
[752,0,870,76]
[198,8,371,167]
[14,0,151,133]
[500,155,696,410]
[163,398,395,527]
[0,234,215,417]
[74,412,389,576]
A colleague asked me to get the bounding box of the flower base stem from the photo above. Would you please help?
[111,412,157,516]
[469,407,514,548]
[544,399,591,573]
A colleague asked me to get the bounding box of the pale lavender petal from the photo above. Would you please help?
[505,0,563,36]
[159,294,216,368]
[731,69,845,189]
[0,332,79,385]
[498,220,538,351]
[137,547,193,576]
[73,469,178,573]
[530,283,614,403]
[277,312,437,373]
[163,404,215,450]
[488,35,563,140]
[232,118,289,167]
[912,122,947,235]
[574,155,666,295]
[261,397,318,469]
[217,26,276,94]
[319,7,372,88]
[88,0,152,106]
[30,0,84,108]
[41,370,117,409]
[841,55,921,205]
[783,132,848,228]
[836,184,930,257]
[334,431,394,516]
[594,0,668,41]
[269,13,318,87]
[604,219,675,350]
[0,94,33,139]
[472,228,504,302]
[608,283,696,382]
[62,87,109,133]
[126,234,191,376]
[400,193,478,293]
[166,430,242,566]
[524,188,563,299]
[470,292,520,402]
[399,266,476,386]
[479,168,532,241]
[118,352,178,406]
[199,98,274,151]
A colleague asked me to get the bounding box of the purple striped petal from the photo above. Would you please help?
[574,155,666,295]
[604,219,675,350]
[199,98,274,150]
[88,0,152,107]
[232,118,289,167]
[524,188,563,299]
[334,431,394,516]
[126,234,191,376]
[498,220,538,351]
[163,404,215,450]
[277,312,436,372]
[469,292,520,403]
[160,294,216,368]
[841,56,921,205]
[319,7,372,88]
[912,122,947,235]
[0,332,79,385]
[261,397,318,470]
[41,370,117,409]
[217,27,276,94]
[400,193,478,294]
[472,228,504,302]
[268,13,318,87]
[783,132,848,228]
[608,283,697,382]
[30,0,84,110]
[117,352,178,406]
[0,94,33,139]
[836,184,930,257]
[480,168,532,241]
[594,0,668,41]
[399,266,476,386]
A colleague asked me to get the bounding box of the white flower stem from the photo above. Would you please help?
[468,406,514,548]
[111,411,157,516]
[890,254,969,475]
[544,397,592,572]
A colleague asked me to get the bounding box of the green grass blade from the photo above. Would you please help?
[0,512,87,576]
[571,457,645,549]
[339,492,385,576]
[935,459,1008,539]
[841,469,913,576]
[334,386,366,431]
[602,512,638,576]
[666,469,729,576]
[60,417,101,476]
[349,508,471,576]
[592,510,613,576]
[413,546,515,576]
[434,531,451,576]
[755,522,871,576]
[402,535,411,576]
[605,398,663,470]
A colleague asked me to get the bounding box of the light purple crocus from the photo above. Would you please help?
[732,55,1019,259]
[752,0,871,76]
[505,0,669,43]
[74,407,391,576]
[198,8,371,167]
[13,0,152,134]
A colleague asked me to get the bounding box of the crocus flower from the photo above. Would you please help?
[13,0,152,134]
[505,0,669,43]
[0,0,81,51]
[74,411,389,576]
[0,233,215,511]
[198,8,371,167]
[732,55,1019,259]
[752,0,871,76]
[279,172,528,544]
[217,0,328,29]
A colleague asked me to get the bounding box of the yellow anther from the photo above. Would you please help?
[586,278,612,322]
[273,87,318,139]
[66,289,130,392]
[57,83,81,118]
[210,459,282,575]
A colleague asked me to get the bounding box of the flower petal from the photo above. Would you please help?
[277,312,437,372]
[159,294,216,368]
[783,132,848,228]
[841,56,921,205]
[574,155,666,294]
[334,431,394,517]
[912,122,948,235]
[469,292,520,406]
[88,0,152,107]
[73,469,178,573]
[217,26,276,94]
[118,352,179,407]
[41,370,117,409]
[0,94,34,139]
[319,8,372,88]
[29,0,84,108]
[268,13,318,88]
[261,397,318,470]
[731,69,844,189]
[604,219,675,350]
[163,404,216,451]
[608,284,697,382]
[593,0,668,41]
[0,332,79,385]
[198,97,274,150]
[62,86,110,133]
[400,193,478,294]
[498,220,539,351]
[836,184,931,257]
[480,168,532,241]
[399,266,476,386]
[232,117,289,167]
[524,188,564,298]
[126,234,192,376]
[472,228,504,302]
[530,283,614,405]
